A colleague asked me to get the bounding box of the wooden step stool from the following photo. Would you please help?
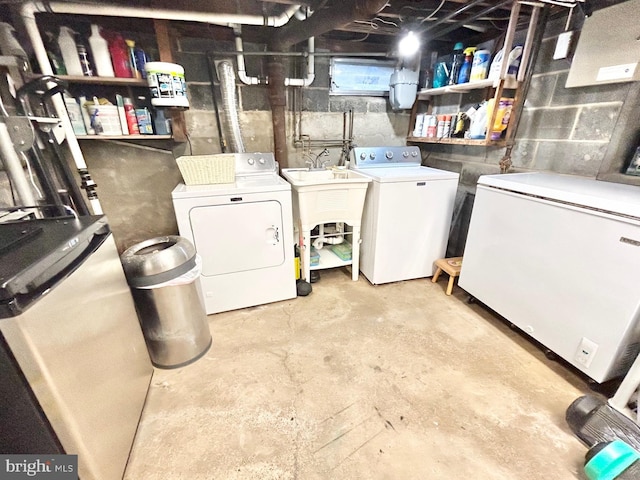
[432,257,463,296]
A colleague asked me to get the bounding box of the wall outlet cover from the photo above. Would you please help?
[553,31,574,60]
[575,337,599,368]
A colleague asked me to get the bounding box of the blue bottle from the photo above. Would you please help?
[457,47,475,84]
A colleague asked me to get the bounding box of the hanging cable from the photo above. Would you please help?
[420,0,447,24]
[21,151,42,199]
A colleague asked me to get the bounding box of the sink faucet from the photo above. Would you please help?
[307,148,330,170]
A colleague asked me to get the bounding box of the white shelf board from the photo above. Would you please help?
[310,247,351,270]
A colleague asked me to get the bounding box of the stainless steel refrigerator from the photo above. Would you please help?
[0,215,153,479]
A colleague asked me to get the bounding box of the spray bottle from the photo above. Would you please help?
[88,24,114,77]
[58,26,83,76]
[457,47,476,84]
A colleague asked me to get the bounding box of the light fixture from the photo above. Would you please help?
[398,31,420,57]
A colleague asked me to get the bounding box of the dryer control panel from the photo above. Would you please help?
[351,146,421,169]
[234,153,278,176]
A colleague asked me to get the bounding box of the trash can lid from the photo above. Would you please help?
[121,236,196,286]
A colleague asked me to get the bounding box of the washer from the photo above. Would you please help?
[350,146,460,285]
[171,153,296,314]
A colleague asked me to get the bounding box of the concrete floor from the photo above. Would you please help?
[125,268,597,480]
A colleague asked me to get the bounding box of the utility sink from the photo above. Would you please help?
[281,168,372,186]
[281,166,371,233]
[281,167,372,283]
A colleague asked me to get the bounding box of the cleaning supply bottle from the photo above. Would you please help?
[457,47,476,84]
[76,43,93,76]
[0,22,31,73]
[125,39,141,79]
[134,45,148,79]
[106,32,133,78]
[448,42,465,85]
[88,24,114,77]
[470,49,490,81]
[488,45,523,86]
[44,31,67,75]
[57,26,83,76]
[123,97,140,134]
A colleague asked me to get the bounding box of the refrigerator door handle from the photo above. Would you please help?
[5,231,109,315]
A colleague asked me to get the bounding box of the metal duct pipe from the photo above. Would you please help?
[217,61,245,153]
[269,0,389,51]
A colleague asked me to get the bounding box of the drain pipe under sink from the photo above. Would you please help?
[312,223,345,250]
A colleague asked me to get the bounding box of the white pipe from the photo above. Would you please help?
[27,1,300,28]
[312,222,345,249]
[234,28,260,86]
[285,37,315,87]
[235,27,315,87]
[20,2,103,215]
[0,122,37,207]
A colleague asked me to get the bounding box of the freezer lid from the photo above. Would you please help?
[479,172,640,218]
[0,216,110,316]
[354,165,460,183]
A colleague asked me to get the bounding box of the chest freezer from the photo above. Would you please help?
[459,173,640,383]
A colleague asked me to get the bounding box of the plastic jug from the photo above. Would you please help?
[88,24,114,77]
[58,26,83,76]
[105,32,133,78]
[469,49,490,81]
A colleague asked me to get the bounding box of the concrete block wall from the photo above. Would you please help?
[175,36,411,167]
[419,14,640,256]
[420,15,639,188]
[73,33,410,250]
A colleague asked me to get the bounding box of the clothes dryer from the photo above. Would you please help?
[171,153,296,314]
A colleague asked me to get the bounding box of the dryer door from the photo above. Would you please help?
[189,200,285,276]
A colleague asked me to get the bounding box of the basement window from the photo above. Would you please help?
[329,58,395,96]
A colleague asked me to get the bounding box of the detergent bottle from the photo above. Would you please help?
[58,26,83,76]
[105,31,133,78]
[88,24,114,77]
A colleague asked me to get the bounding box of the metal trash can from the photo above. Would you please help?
[121,236,211,369]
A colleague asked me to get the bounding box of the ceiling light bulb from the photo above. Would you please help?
[398,31,420,57]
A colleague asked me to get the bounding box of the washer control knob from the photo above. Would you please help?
[402,151,410,158]
[248,158,255,165]
[411,150,418,157]
[360,152,367,160]
[258,158,265,164]
[369,152,376,160]
[385,151,393,159]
